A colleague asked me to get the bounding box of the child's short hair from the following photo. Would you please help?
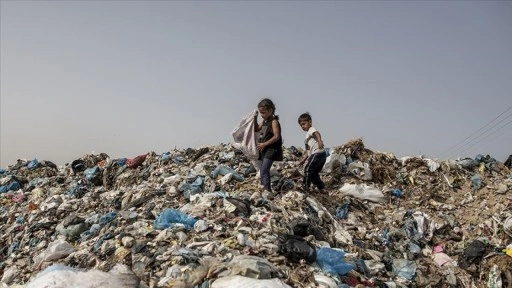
[298,112,312,124]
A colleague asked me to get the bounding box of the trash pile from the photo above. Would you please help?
[1,139,511,288]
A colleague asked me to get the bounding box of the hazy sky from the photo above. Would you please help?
[1,1,512,167]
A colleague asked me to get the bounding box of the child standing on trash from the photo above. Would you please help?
[251,98,283,201]
[297,112,327,192]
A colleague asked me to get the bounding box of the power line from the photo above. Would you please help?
[442,113,512,160]
[448,117,512,159]
[437,103,512,159]
[468,122,512,160]
[445,111,512,158]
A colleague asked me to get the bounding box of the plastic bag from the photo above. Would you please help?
[99,212,117,224]
[71,159,86,174]
[279,234,317,263]
[84,166,102,185]
[322,152,346,174]
[315,247,355,276]
[154,208,197,230]
[27,159,40,170]
[212,275,291,288]
[470,174,483,190]
[0,181,21,193]
[347,161,372,180]
[335,202,350,219]
[33,240,75,267]
[226,255,279,279]
[126,154,147,168]
[211,165,244,182]
[458,158,479,170]
[232,110,259,160]
[25,264,140,288]
[459,240,486,268]
[179,175,205,199]
[339,183,385,202]
[290,218,327,241]
[424,158,440,172]
[392,259,417,280]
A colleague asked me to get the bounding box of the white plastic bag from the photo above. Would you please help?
[232,110,259,160]
[339,183,385,202]
[322,152,346,174]
[347,161,372,180]
[25,264,140,288]
[424,158,440,172]
[212,275,291,288]
[33,240,75,267]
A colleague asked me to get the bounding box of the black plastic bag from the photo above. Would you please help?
[459,240,486,268]
[279,234,316,263]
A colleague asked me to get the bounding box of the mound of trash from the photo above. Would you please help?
[0,139,511,288]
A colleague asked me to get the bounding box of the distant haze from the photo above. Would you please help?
[1,1,512,167]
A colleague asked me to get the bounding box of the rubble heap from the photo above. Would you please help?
[0,139,511,288]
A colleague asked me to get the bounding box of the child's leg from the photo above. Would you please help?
[260,158,274,191]
[306,153,327,190]
[303,155,315,189]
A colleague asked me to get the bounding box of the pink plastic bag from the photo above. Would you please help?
[126,154,147,168]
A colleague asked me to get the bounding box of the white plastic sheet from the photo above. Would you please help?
[211,275,291,288]
[33,240,75,267]
[232,110,259,160]
[339,183,385,203]
[347,161,372,180]
[322,152,346,174]
[25,264,140,288]
[424,159,440,172]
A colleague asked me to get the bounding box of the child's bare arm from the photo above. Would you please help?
[313,131,324,149]
[262,119,280,145]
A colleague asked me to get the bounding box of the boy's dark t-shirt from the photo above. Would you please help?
[258,116,283,161]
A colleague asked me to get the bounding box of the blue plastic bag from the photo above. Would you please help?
[392,188,403,197]
[154,208,197,230]
[28,159,40,170]
[179,175,205,199]
[159,152,171,162]
[392,259,417,280]
[210,165,244,182]
[99,212,117,225]
[28,178,44,190]
[84,167,101,182]
[336,203,349,219]
[470,174,482,190]
[315,247,355,276]
[0,181,21,193]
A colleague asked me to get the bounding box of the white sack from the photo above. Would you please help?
[232,110,259,160]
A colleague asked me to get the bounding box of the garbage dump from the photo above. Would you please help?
[0,139,511,287]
